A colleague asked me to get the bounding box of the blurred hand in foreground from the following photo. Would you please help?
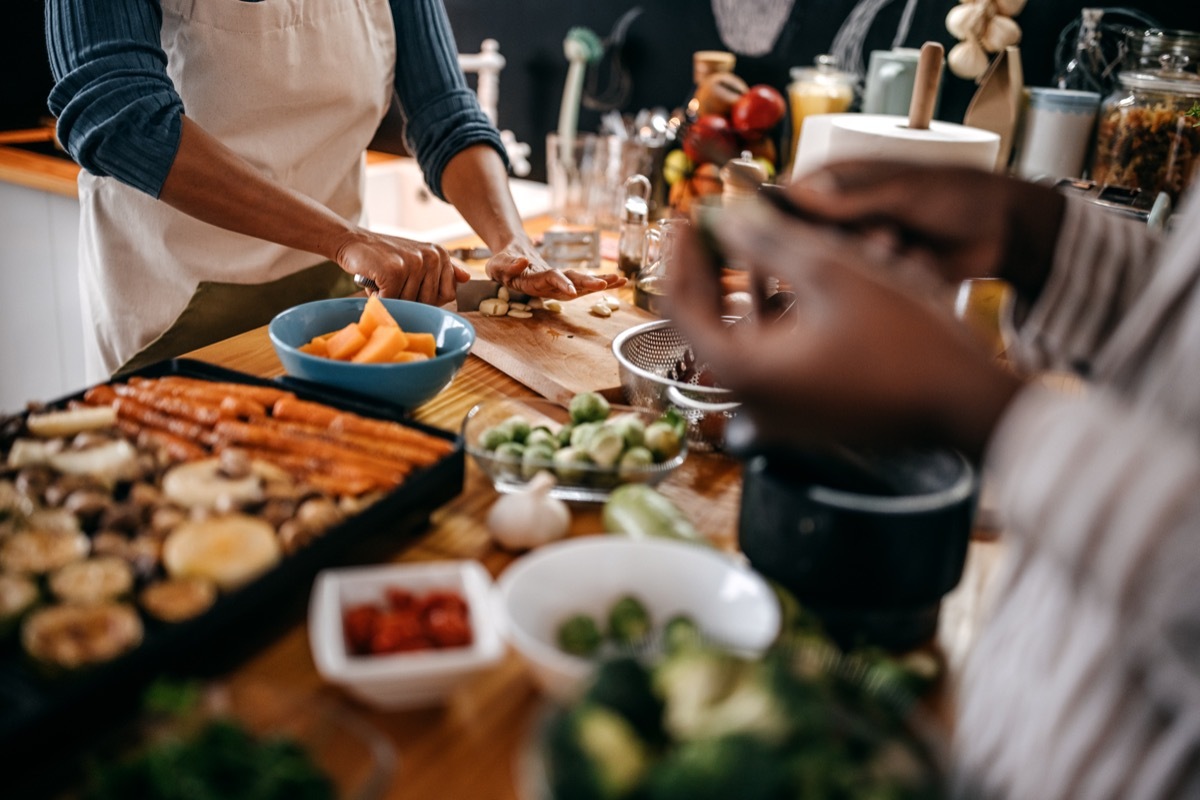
[786,161,1067,299]
[668,200,1026,458]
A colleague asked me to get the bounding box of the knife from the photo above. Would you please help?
[353,274,529,311]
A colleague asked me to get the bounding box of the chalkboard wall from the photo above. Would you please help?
[7,1,1193,182]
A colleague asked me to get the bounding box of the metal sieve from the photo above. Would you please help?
[611,319,740,451]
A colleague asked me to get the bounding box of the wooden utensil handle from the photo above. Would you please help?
[908,41,945,131]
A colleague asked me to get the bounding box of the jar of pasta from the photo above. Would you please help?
[1091,30,1200,202]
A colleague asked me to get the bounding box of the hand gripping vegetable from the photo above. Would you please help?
[486,471,571,550]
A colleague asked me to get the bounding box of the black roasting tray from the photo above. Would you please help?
[0,358,464,786]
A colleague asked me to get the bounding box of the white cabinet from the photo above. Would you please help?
[0,181,84,414]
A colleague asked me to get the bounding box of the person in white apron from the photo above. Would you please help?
[48,0,623,379]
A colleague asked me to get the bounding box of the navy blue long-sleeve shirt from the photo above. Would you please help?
[44,0,504,200]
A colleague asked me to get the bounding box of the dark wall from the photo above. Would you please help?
[445,0,1193,181]
[6,1,1194,173]
[4,3,54,130]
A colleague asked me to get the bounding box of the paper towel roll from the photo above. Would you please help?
[791,113,1000,180]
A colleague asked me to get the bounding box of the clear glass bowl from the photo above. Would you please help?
[462,397,687,503]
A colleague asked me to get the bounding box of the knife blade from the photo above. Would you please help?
[351,274,529,311]
[454,279,530,311]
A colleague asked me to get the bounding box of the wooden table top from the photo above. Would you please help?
[182,253,1005,799]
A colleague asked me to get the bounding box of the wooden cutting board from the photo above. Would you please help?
[465,289,656,406]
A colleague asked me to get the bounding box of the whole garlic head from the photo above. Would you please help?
[946,3,989,40]
[486,471,571,550]
[981,15,1022,53]
[993,0,1027,16]
[948,39,991,80]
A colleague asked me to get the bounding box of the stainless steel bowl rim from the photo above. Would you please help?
[611,319,737,399]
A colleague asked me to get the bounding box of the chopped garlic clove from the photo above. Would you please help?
[508,309,533,319]
[479,298,510,317]
[590,302,613,318]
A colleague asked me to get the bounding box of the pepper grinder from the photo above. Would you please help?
[617,174,652,278]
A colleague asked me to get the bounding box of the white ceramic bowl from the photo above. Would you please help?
[309,561,504,709]
[493,537,781,703]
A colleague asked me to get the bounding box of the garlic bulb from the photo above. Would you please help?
[948,39,991,80]
[993,0,1026,16]
[981,15,1022,53]
[486,471,571,550]
[945,3,988,40]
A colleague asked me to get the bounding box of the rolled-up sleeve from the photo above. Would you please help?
[46,0,183,198]
[390,0,506,200]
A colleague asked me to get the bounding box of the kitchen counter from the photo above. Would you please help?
[179,249,1006,799]
[0,126,417,198]
[0,128,79,197]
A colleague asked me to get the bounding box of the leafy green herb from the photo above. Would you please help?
[1187,102,1200,128]
[84,718,335,800]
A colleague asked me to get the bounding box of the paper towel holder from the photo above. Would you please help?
[906,41,945,131]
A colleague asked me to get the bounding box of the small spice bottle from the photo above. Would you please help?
[617,175,652,278]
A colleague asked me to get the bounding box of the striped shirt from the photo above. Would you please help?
[43,0,503,199]
[953,188,1200,798]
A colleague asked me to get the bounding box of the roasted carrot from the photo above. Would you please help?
[113,397,215,447]
[270,396,340,427]
[126,378,267,419]
[213,420,408,485]
[117,420,207,462]
[150,376,295,406]
[271,397,452,460]
[113,384,222,427]
[83,384,120,406]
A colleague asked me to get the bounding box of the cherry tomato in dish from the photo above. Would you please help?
[343,604,380,655]
[426,604,473,648]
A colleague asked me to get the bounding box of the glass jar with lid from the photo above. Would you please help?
[786,55,857,173]
[1091,29,1200,202]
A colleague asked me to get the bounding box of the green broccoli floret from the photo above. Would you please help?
[642,734,788,800]
[558,613,603,657]
[545,704,649,800]
[585,657,666,746]
[607,595,652,646]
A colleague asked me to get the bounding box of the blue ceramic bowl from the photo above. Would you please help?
[269,297,475,409]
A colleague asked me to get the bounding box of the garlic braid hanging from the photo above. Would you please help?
[946,0,1025,80]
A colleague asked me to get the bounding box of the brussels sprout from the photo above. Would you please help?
[522,444,558,480]
[607,414,646,450]
[663,614,702,655]
[608,595,652,646]
[493,441,525,480]
[644,421,683,462]
[570,392,611,424]
[525,427,559,451]
[499,415,532,444]
[557,613,603,657]
[617,447,655,480]
[586,427,625,470]
[557,422,577,447]
[478,426,510,451]
[570,422,603,450]
[554,447,593,483]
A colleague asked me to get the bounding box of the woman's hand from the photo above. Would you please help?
[787,161,1067,300]
[485,239,625,300]
[668,200,1026,458]
[335,229,469,305]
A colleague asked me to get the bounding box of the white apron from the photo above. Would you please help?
[78,0,396,379]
